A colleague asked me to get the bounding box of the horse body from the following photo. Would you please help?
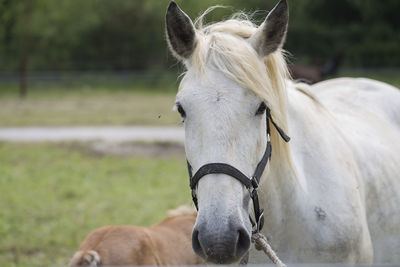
[70,210,204,266]
[165,0,400,263]
[311,78,400,262]
[250,78,400,263]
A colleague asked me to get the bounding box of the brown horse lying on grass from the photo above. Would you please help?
[70,205,203,266]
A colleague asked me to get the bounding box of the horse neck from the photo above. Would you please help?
[258,84,318,235]
[259,124,300,231]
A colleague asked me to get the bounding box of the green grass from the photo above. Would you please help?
[0,86,181,127]
[0,142,190,267]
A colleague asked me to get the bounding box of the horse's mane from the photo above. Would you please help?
[180,8,294,174]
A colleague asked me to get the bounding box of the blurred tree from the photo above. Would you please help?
[0,0,399,80]
[0,0,100,96]
[18,1,32,98]
[284,0,400,66]
[0,0,34,97]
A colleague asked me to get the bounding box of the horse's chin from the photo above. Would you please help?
[204,255,248,265]
[202,249,250,265]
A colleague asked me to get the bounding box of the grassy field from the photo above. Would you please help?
[0,70,398,127]
[0,81,181,126]
[0,142,190,267]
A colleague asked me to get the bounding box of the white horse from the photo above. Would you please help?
[166,0,400,264]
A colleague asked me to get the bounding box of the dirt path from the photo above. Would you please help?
[0,126,184,143]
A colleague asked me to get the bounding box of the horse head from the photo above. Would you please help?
[166,0,289,263]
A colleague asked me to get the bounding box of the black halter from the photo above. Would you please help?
[186,107,290,233]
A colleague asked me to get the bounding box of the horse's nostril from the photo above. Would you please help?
[236,227,251,258]
[192,228,205,258]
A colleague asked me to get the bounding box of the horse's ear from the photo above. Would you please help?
[248,0,289,57]
[166,1,197,60]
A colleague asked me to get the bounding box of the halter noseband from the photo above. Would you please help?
[186,107,290,233]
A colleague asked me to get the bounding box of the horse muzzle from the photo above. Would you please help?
[192,220,251,264]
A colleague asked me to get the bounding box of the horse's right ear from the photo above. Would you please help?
[166,1,197,60]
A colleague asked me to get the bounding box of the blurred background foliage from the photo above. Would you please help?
[0,0,399,73]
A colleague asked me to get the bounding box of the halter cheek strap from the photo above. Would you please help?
[186,107,290,233]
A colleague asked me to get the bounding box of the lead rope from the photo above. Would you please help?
[251,232,287,267]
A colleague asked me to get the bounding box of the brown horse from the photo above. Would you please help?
[69,206,203,266]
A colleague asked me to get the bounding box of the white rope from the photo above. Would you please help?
[251,232,287,267]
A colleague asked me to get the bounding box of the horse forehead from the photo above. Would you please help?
[179,72,253,105]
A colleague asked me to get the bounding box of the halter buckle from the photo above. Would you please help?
[251,177,259,189]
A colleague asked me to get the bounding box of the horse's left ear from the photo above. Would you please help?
[248,0,289,57]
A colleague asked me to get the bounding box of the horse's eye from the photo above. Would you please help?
[176,103,186,118]
[255,102,267,115]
